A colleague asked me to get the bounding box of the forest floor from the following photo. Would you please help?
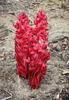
[0,0,69,100]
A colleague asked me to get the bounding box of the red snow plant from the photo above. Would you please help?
[14,10,50,89]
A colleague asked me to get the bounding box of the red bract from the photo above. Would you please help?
[14,10,50,89]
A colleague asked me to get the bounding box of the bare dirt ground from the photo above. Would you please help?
[0,0,69,100]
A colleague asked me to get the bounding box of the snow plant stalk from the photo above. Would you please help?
[14,10,50,89]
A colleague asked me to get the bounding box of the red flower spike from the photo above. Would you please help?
[17,66,28,78]
[14,10,50,89]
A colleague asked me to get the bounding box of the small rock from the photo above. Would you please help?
[54,94,60,100]
[29,93,36,98]
[67,61,69,66]
[62,69,69,75]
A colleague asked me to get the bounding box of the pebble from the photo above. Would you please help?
[67,61,69,66]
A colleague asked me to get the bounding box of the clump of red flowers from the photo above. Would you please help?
[14,10,50,89]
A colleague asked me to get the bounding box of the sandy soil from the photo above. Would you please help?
[0,0,69,100]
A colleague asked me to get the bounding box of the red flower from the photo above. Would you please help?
[14,10,50,89]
